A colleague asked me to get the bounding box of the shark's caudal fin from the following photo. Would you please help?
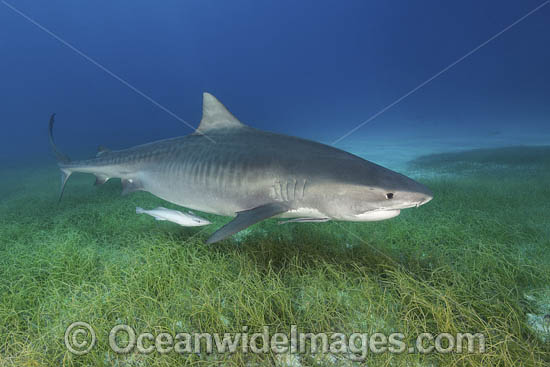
[48,114,71,164]
[48,113,73,202]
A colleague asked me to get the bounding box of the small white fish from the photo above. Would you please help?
[136,207,211,227]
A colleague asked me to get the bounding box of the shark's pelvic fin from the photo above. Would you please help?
[121,178,144,196]
[94,174,110,186]
[195,92,246,134]
[206,202,289,244]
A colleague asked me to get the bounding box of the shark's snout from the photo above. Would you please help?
[417,185,433,206]
[411,184,432,206]
[385,178,433,210]
[415,195,432,208]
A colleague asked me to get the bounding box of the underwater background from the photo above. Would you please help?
[1,1,549,366]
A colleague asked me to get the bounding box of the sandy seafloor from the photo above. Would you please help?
[337,131,550,174]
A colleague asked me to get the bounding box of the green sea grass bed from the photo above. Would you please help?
[1,146,550,366]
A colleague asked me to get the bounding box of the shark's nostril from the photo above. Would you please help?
[386,193,394,199]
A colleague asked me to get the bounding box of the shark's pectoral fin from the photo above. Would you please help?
[278,217,330,225]
[121,178,144,196]
[206,202,290,244]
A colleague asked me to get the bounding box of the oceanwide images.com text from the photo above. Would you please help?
[65,322,486,360]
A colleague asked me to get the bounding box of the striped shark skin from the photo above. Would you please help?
[48,93,433,244]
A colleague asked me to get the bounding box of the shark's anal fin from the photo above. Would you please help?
[206,202,289,244]
[278,217,330,225]
[121,178,143,196]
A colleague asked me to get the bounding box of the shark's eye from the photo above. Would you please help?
[386,193,394,199]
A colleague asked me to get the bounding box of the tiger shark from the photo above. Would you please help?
[49,92,433,244]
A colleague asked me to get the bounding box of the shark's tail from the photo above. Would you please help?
[48,113,72,202]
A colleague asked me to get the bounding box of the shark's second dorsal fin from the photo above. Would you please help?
[97,146,111,157]
[195,93,246,134]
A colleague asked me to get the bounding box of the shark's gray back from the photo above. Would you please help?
[63,122,405,217]
[117,127,371,216]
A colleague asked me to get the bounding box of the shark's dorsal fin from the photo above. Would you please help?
[195,93,246,134]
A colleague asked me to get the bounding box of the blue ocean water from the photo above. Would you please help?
[1,0,549,166]
[2,2,550,365]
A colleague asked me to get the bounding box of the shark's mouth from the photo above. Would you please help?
[354,209,401,222]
